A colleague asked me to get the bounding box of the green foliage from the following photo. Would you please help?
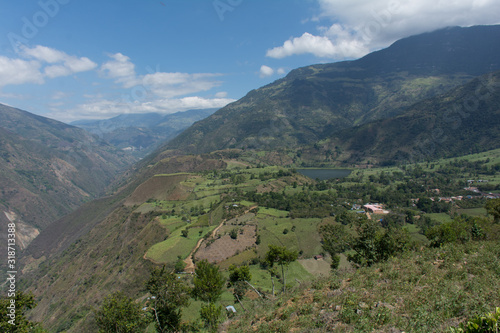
[485,199,500,223]
[228,265,252,302]
[228,265,252,284]
[425,216,487,247]
[229,228,238,239]
[349,218,382,267]
[330,254,341,270]
[192,260,225,303]
[320,223,351,256]
[449,307,500,332]
[265,245,298,292]
[227,241,500,332]
[145,267,190,332]
[174,258,186,273]
[94,291,150,333]
[200,303,224,332]
[0,291,44,333]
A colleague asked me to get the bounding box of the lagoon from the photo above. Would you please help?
[297,169,351,180]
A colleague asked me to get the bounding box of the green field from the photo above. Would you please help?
[145,225,216,263]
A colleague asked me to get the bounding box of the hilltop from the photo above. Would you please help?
[165,25,500,154]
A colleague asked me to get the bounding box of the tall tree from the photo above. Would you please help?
[228,265,252,308]
[192,260,226,331]
[94,291,150,333]
[486,198,500,223]
[192,260,225,304]
[264,245,298,292]
[145,266,190,333]
[320,223,352,269]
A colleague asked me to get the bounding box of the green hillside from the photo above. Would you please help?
[165,26,500,155]
[0,105,136,271]
[17,148,500,332]
[321,70,500,165]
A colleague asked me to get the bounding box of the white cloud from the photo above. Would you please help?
[215,91,228,98]
[277,68,286,75]
[147,96,235,112]
[142,72,222,98]
[100,54,224,98]
[100,53,137,87]
[267,0,500,60]
[0,56,43,87]
[48,96,235,122]
[22,45,97,78]
[22,45,66,63]
[259,65,274,77]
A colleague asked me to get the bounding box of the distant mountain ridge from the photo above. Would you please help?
[71,108,217,157]
[165,25,500,154]
[0,104,135,252]
[322,70,500,165]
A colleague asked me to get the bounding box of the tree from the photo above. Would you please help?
[94,291,150,333]
[228,265,252,308]
[348,218,381,267]
[192,260,226,331]
[0,291,44,333]
[145,266,190,332]
[264,245,298,292]
[486,198,500,223]
[200,303,223,333]
[320,223,352,270]
[192,260,225,304]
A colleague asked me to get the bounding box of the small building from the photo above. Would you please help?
[314,255,324,260]
[363,204,389,214]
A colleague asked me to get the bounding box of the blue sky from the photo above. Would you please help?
[1,0,499,123]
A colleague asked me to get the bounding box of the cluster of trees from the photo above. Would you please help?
[320,200,500,269]
[94,260,225,332]
[320,216,411,268]
[94,245,298,332]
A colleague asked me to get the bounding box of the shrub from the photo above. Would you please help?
[449,307,499,332]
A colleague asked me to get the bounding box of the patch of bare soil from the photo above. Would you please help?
[195,225,257,263]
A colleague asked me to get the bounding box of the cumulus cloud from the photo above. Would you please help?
[0,56,44,87]
[100,53,137,87]
[267,0,500,60]
[259,65,275,77]
[100,53,224,99]
[22,45,97,78]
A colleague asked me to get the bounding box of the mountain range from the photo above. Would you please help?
[7,24,500,332]
[165,25,500,155]
[71,109,217,157]
[0,104,135,254]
